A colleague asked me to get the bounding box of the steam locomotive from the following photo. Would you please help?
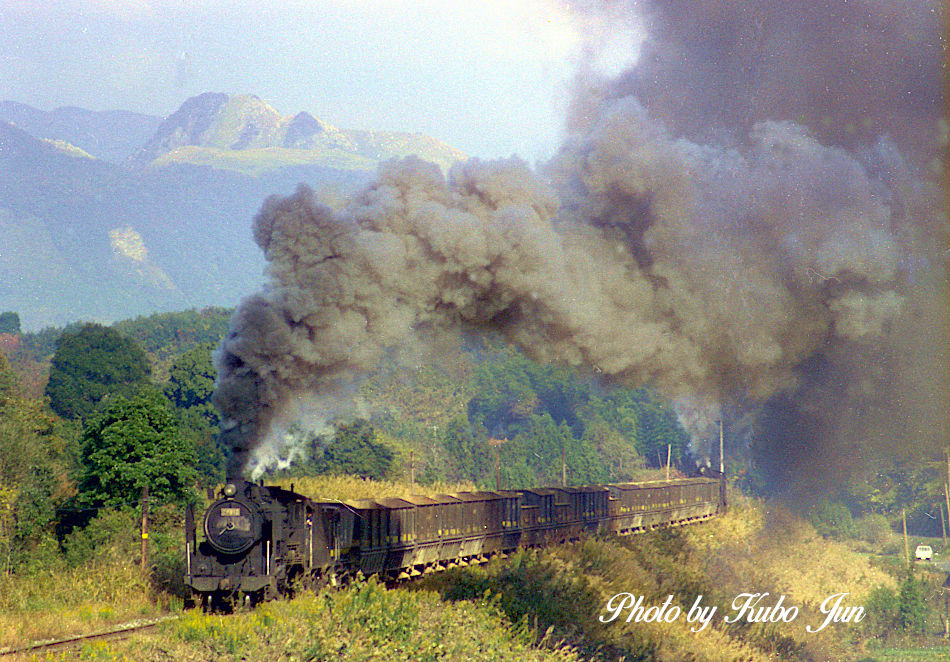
[184,473,725,609]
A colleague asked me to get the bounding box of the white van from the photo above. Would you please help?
[914,544,933,562]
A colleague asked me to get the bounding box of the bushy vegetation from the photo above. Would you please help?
[45,323,152,421]
[74,390,197,511]
[0,312,20,335]
[357,343,691,490]
[422,497,895,661]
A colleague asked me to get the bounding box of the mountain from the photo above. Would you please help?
[0,101,161,162]
[136,93,465,174]
[0,92,468,330]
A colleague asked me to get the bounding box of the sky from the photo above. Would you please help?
[0,0,645,162]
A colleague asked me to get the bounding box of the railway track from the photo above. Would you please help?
[0,614,179,658]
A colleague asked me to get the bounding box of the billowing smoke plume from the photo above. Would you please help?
[214,97,943,484]
[587,0,946,167]
[214,2,946,490]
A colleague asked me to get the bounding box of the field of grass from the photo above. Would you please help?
[62,580,582,662]
[859,644,950,661]
[0,560,162,649]
[3,482,937,660]
[152,145,378,176]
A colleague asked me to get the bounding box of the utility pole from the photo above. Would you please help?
[903,508,910,568]
[719,420,724,474]
[666,444,671,481]
[562,445,567,487]
[409,450,415,487]
[941,503,947,549]
[495,446,501,491]
[944,483,950,553]
[945,447,950,553]
[488,438,507,491]
[140,486,149,575]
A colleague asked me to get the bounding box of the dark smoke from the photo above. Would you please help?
[593,0,946,169]
[214,2,947,492]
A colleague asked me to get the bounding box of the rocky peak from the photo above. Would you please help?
[135,92,465,172]
[137,92,229,161]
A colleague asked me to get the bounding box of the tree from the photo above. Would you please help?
[0,312,19,335]
[441,417,494,484]
[318,421,394,480]
[164,343,218,424]
[77,390,196,509]
[808,499,855,539]
[0,352,17,404]
[897,573,931,634]
[45,323,151,420]
[0,354,76,570]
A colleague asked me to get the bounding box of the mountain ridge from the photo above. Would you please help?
[0,94,466,174]
[0,101,161,163]
[135,92,465,172]
[2,92,473,329]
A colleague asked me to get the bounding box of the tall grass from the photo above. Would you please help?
[416,489,900,661]
[0,560,156,648]
[79,580,581,661]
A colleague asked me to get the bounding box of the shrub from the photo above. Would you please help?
[862,573,934,639]
[897,573,931,635]
[852,513,894,547]
[863,585,900,639]
[808,499,855,539]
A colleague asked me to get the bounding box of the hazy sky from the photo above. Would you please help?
[0,0,644,162]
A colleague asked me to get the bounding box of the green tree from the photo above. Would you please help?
[0,352,18,403]
[163,343,225,486]
[76,390,196,510]
[441,417,494,485]
[862,585,900,639]
[45,323,151,420]
[808,499,855,539]
[861,574,933,638]
[897,573,931,634]
[178,409,226,487]
[164,343,218,424]
[0,312,19,335]
[318,421,394,480]
[0,354,75,570]
[467,349,590,438]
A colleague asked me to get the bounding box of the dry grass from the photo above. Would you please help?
[0,560,163,649]
[684,490,896,608]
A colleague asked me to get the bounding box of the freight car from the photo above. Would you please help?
[185,473,724,609]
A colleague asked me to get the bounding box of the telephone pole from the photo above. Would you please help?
[140,486,149,575]
[562,445,567,487]
[903,508,910,569]
[719,420,724,474]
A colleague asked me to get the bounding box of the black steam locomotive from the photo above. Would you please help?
[185,473,725,609]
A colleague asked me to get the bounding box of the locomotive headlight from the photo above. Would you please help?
[223,483,237,497]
